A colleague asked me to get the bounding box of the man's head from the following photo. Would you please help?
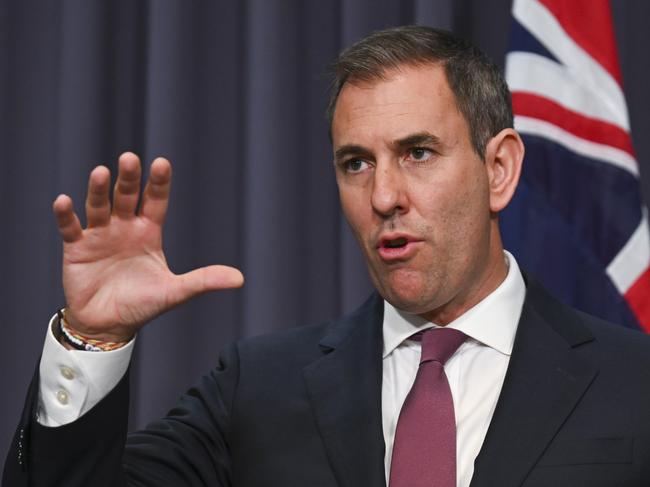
[329,26,524,324]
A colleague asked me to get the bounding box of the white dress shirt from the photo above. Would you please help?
[38,252,525,487]
[37,318,134,427]
[382,251,525,486]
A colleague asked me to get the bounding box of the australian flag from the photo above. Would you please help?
[500,0,650,332]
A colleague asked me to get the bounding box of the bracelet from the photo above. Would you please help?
[57,309,129,352]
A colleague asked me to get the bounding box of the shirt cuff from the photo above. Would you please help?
[37,313,135,427]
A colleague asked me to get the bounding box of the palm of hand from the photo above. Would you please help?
[63,217,172,336]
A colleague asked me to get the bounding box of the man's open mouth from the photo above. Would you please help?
[383,236,409,248]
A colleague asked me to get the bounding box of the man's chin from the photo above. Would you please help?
[375,279,435,315]
[369,264,441,308]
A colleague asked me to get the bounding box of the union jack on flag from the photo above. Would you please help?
[500,0,650,332]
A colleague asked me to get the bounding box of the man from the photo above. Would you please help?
[4,26,650,487]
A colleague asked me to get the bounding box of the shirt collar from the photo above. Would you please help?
[382,251,525,358]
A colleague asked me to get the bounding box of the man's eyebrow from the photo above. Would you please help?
[334,144,371,161]
[394,132,442,149]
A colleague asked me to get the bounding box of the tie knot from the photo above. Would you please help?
[417,328,467,365]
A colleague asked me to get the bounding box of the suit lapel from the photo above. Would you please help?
[303,294,387,487]
[470,280,598,487]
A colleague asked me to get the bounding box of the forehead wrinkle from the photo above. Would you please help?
[348,113,417,127]
[349,99,418,111]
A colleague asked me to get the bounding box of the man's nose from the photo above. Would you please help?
[370,163,409,217]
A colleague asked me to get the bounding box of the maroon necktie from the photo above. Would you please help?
[389,328,467,487]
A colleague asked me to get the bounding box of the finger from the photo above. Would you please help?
[112,152,142,218]
[172,265,245,304]
[53,194,83,243]
[139,157,172,224]
[85,165,111,227]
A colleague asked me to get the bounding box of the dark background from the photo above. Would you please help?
[1,0,648,462]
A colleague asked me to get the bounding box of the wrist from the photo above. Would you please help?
[56,309,132,352]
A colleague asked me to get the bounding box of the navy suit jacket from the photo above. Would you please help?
[4,277,650,486]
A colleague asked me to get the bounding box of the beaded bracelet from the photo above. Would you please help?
[57,309,129,352]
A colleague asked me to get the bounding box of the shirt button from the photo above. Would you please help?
[56,390,69,405]
[60,366,75,380]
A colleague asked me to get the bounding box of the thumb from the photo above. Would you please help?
[174,265,244,302]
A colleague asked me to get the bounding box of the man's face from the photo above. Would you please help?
[331,63,497,323]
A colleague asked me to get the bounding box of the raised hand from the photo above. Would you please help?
[52,152,244,343]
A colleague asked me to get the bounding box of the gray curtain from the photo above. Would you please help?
[1,0,648,461]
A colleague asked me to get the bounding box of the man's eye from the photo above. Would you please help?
[408,148,433,162]
[345,159,369,173]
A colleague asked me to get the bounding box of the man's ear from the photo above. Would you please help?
[484,128,524,212]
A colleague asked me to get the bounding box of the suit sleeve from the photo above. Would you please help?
[3,343,240,487]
